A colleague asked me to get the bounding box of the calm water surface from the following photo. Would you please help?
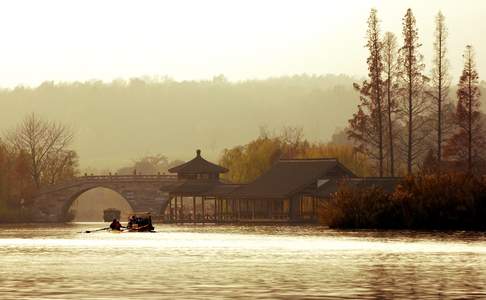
[1,223,486,299]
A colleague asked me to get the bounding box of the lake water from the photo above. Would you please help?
[1,224,486,299]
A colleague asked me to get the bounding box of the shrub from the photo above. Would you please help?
[320,173,486,230]
[321,183,401,229]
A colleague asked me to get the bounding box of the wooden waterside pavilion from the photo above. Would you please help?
[225,158,357,223]
[164,149,240,223]
[164,150,372,224]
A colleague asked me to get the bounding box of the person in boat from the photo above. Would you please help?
[148,215,154,231]
[127,215,135,229]
[109,218,122,231]
[126,214,154,231]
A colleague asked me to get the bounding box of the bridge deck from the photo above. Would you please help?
[39,174,178,194]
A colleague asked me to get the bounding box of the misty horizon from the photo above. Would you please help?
[0,1,485,87]
[0,1,485,171]
[0,74,362,170]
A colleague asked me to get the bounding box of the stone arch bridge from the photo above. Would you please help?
[32,174,178,222]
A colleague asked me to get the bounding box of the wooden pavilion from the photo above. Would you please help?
[164,152,371,224]
[224,158,357,223]
[165,149,241,223]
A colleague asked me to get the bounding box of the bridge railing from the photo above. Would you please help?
[37,174,178,194]
[76,174,177,181]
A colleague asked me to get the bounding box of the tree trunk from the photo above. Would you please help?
[377,78,384,177]
[408,47,413,175]
[386,77,394,177]
[468,63,473,172]
[437,31,443,167]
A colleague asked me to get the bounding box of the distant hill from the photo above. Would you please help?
[0,74,360,169]
[1,74,483,170]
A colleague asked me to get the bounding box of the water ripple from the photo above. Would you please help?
[0,224,485,299]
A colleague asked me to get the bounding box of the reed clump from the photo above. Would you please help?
[320,173,486,230]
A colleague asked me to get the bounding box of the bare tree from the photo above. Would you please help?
[382,31,399,176]
[6,113,74,188]
[43,150,78,185]
[397,8,430,174]
[348,8,385,177]
[445,45,485,172]
[428,11,450,168]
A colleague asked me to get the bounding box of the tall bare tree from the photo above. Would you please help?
[428,11,450,167]
[6,113,74,188]
[382,31,399,176]
[397,8,429,174]
[348,8,385,176]
[445,45,485,172]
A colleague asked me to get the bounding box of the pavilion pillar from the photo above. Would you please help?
[251,200,255,220]
[231,200,235,221]
[313,197,317,221]
[270,200,274,220]
[202,197,205,224]
[224,199,230,218]
[289,195,300,222]
[225,199,228,221]
[168,197,172,222]
[300,197,303,219]
[215,199,223,222]
[175,196,178,222]
[216,199,220,222]
[234,199,241,221]
[193,196,196,223]
[181,196,184,222]
[246,199,249,220]
[220,199,223,222]
[228,199,232,221]
[218,199,222,223]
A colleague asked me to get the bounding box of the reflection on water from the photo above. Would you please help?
[1,224,486,299]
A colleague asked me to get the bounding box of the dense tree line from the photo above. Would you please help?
[219,127,372,183]
[349,8,485,176]
[0,114,78,221]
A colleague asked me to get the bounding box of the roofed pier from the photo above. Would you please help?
[163,154,371,224]
[164,150,236,223]
[225,158,358,223]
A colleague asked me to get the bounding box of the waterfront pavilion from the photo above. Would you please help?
[164,151,367,224]
[165,149,241,223]
[226,158,357,223]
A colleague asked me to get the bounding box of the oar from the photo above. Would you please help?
[84,227,109,233]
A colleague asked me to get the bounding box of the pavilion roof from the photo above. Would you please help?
[227,158,356,199]
[168,150,228,174]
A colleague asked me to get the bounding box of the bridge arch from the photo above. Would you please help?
[31,175,177,222]
[65,186,135,222]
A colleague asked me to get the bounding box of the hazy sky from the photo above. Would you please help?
[0,0,484,87]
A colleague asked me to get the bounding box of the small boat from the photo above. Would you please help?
[103,208,121,222]
[126,212,155,232]
[108,230,156,234]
